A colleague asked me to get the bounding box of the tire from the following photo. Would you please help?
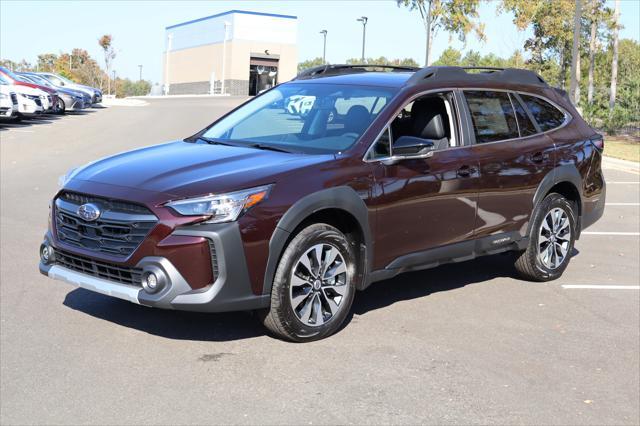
[515,193,577,281]
[56,99,66,115]
[259,223,357,342]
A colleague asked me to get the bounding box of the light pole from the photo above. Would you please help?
[221,21,231,95]
[320,30,327,64]
[112,70,116,96]
[164,33,173,95]
[357,16,368,63]
[138,65,143,81]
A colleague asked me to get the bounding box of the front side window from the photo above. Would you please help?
[201,83,397,154]
[366,91,458,159]
[465,91,519,143]
[519,94,566,132]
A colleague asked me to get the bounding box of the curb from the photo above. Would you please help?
[602,155,640,174]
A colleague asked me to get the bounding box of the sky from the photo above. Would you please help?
[1,0,639,84]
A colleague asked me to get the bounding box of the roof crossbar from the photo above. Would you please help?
[292,63,549,88]
[406,66,548,87]
[294,64,420,80]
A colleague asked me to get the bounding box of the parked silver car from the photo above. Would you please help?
[34,72,102,104]
[20,73,85,113]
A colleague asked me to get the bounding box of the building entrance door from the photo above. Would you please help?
[249,57,279,95]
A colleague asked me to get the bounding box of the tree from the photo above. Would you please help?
[397,0,485,66]
[609,0,620,112]
[344,57,420,67]
[569,0,582,105]
[499,0,576,88]
[432,47,462,65]
[98,34,116,94]
[298,57,326,72]
[37,54,57,72]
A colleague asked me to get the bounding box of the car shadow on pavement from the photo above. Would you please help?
[350,252,520,317]
[62,251,530,342]
[63,289,265,341]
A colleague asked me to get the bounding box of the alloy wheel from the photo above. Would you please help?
[289,243,349,327]
[538,207,571,269]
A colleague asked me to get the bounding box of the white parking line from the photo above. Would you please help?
[607,181,640,184]
[582,231,640,236]
[605,203,640,206]
[562,285,640,290]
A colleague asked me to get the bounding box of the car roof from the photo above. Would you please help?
[292,71,413,88]
[292,65,549,91]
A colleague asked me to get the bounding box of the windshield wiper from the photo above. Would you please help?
[246,143,292,153]
[196,136,236,147]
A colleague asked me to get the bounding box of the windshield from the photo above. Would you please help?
[41,74,64,86]
[201,83,397,154]
[0,66,17,82]
[24,74,54,88]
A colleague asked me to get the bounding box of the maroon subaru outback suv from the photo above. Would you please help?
[39,65,605,341]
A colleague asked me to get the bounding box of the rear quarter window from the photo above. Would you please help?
[519,94,566,132]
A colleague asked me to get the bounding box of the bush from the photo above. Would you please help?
[114,79,151,98]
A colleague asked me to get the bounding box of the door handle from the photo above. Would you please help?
[457,165,476,178]
[531,152,546,163]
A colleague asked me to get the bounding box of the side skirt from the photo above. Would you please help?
[364,232,527,288]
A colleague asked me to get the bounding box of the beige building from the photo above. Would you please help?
[163,10,298,96]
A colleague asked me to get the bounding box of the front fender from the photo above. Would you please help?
[263,186,373,295]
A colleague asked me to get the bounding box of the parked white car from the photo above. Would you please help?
[0,75,19,120]
[13,85,46,117]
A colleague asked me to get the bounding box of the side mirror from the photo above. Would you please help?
[382,136,436,165]
[393,136,435,156]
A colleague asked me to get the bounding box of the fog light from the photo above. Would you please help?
[40,244,54,264]
[141,268,166,294]
[146,273,158,289]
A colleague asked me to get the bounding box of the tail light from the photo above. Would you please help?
[590,134,604,152]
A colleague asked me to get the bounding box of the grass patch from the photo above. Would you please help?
[604,137,640,162]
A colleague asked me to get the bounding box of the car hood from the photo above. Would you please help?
[69,141,332,198]
[13,85,46,96]
[57,88,84,98]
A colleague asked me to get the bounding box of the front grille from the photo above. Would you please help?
[59,191,151,215]
[10,93,17,104]
[55,248,142,286]
[54,191,157,257]
[34,98,42,107]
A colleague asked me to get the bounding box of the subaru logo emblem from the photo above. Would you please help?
[77,203,101,222]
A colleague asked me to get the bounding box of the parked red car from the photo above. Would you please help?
[0,66,60,114]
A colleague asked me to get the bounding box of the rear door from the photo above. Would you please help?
[462,90,556,240]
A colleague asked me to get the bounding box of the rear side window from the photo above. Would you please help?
[519,95,566,132]
[464,91,519,143]
[511,95,538,137]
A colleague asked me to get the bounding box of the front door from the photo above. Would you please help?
[368,92,480,270]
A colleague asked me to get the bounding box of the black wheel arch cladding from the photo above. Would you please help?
[263,186,372,296]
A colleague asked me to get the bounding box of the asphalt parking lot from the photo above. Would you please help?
[1,97,638,425]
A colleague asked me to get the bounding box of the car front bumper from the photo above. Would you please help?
[39,223,270,312]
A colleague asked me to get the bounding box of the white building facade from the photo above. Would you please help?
[163,10,298,96]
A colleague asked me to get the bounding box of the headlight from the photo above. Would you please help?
[165,185,272,223]
[58,167,78,188]
[0,93,7,99]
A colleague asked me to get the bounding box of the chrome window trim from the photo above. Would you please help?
[363,87,572,163]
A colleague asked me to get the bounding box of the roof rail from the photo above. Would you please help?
[294,64,420,80]
[406,66,548,87]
